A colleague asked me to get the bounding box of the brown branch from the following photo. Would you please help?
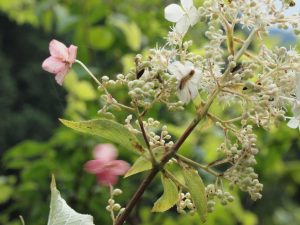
[115,88,220,225]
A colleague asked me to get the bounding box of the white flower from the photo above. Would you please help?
[168,61,201,104]
[164,0,199,35]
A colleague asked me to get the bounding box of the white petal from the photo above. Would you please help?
[178,88,191,103]
[188,7,199,26]
[188,84,199,99]
[168,61,186,79]
[190,71,201,84]
[181,0,193,11]
[183,61,194,68]
[165,4,185,23]
[175,16,190,35]
[287,117,300,129]
[296,76,300,100]
[292,102,300,115]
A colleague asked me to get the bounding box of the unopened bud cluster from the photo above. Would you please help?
[205,184,234,213]
[106,188,125,220]
[177,192,196,215]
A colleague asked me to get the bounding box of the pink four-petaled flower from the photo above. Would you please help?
[42,39,77,85]
[84,144,130,186]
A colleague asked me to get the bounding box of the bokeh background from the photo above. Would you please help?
[1,0,300,225]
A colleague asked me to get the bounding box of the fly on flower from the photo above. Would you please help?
[164,0,200,35]
[168,61,201,104]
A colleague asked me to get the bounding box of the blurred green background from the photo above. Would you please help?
[1,0,300,225]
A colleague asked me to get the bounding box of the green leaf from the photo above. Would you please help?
[88,26,114,50]
[47,175,95,225]
[110,17,141,50]
[183,168,207,222]
[152,174,179,212]
[124,156,152,178]
[124,147,165,177]
[59,119,143,152]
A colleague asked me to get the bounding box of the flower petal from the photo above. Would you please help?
[84,159,104,174]
[168,61,186,80]
[181,0,193,11]
[93,144,117,163]
[42,56,66,74]
[187,84,199,100]
[175,15,190,35]
[68,45,78,64]
[106,160,130,175]
[96,172,118,186]
[165,4,185,23]
[188,6,199,26]
[178,87,191,103]
[49,39,68,60]
[287,117,300,129]
[54,66,70,85]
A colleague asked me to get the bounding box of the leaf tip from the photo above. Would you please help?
[51,174,56,190]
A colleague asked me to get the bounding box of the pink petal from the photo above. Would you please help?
[42,56,66,74]
[54,66,70,85]
[93,144,117,163]
[49,39,68,60]
[96,172,118,186]
[105,160,130,175]
[68,45,78,64]
[84,159,104,174]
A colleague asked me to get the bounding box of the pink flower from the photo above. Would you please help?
[42,39,77,85]
[84,144,130,186]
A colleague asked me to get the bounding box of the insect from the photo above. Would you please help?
[179,69,195,90]
[136,68,145,79]
[289,1,296,7]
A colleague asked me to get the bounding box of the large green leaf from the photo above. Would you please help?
[47,176,94,225]
[60,119,144,152]
[183,168,207,223]
[152,174,179,212]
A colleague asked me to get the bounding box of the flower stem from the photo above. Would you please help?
[175,154,222,177]
[75,60,102,86]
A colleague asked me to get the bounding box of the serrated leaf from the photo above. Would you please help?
[60,119,144,152]
[183,168,207,223]
[125,147,165,177]
[152,174,179,212]
[47,175,94,225]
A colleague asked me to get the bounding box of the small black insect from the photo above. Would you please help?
[136,68,145,79]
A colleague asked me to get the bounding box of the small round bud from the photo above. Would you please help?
[113,189,123,196]
[108,199,115,205]
[113,204,121,211]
